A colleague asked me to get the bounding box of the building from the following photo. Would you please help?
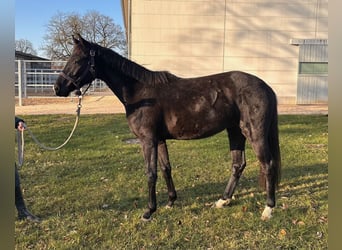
[15,50,51,70]
[121,0,328,104]
[15,51,56,98]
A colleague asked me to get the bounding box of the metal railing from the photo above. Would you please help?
[15,60,108,106]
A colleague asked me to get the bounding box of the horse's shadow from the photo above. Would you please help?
[107,163,327,213]
[39,163,327,219]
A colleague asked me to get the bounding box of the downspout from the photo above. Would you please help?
[121,0,132,58]
[222,0,227,72]
[127,0,132,59]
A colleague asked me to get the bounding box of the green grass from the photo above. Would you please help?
[15,114,328,249]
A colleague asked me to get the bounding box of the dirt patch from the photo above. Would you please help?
[277,104,328,115]
[15,97,74,106]
[15,96,328,115]
[15,96,125,115]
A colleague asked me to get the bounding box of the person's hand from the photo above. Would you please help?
[17,121,26,132]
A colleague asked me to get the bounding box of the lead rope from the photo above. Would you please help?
[17,82,92,167]
[26,95,83,151]
[16,111,80,168]
[17,129,24,168]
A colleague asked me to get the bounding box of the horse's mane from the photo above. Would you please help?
[95,44,179,85]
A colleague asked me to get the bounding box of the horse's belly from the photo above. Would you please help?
[165,110,228,140]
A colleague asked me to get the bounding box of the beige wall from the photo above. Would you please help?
[122,0,328,103]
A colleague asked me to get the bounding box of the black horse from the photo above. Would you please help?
[54,34,281,221]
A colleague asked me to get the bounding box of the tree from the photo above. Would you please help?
[42,11,127,60]
[15,39,37,55]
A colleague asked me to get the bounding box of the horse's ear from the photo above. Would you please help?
[72,33,89,48]
[77,34,91,48]
[72,35,80,45]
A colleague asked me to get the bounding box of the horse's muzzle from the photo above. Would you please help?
[53,83,69,97]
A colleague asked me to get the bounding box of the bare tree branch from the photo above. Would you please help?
[15,39,37,55]
[41,10,127,60]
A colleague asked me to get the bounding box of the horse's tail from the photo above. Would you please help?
[269,108,281,189]
[259,99,282,190]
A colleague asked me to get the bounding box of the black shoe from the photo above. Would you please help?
[17,208,41,223]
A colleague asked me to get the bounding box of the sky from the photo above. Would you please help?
[15,0,124,57]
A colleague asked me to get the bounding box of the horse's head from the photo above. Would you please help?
[54,34,97,97]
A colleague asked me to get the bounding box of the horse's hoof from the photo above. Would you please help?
[141,216,152,222]
[141,213,152,222]
[165,200,174,209]
[261,206,273,220]
[213,198,231,208]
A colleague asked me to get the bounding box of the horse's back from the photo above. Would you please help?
[177,70,276,99]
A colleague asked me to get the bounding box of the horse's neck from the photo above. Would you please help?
[96,53,139,105]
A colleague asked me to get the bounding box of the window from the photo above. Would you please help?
[299,62,328,75]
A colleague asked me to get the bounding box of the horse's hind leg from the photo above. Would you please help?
[252,141,277,220]
[215,126,246,208]
[158,141,177,207]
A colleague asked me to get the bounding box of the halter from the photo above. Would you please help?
[59,49,97,96]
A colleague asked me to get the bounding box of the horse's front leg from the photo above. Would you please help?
[141,139,158,221]
[158,141,177,207]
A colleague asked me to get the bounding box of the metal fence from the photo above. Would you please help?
[15,60,109,106]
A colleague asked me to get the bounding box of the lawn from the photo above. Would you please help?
[15,114,328,249]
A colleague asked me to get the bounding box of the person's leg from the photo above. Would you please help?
[15,165,40,223]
